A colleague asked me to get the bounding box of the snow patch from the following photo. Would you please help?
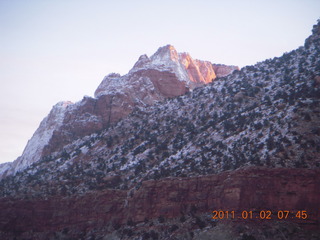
[9,101,73,175]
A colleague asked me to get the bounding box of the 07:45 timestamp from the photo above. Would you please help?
[212,210,308,220]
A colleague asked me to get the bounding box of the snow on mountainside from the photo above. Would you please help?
[1,101,73,177]
[0,162,11,176]
[1,21,319,199]
[0,21,319,240]
[94,44,238,97]
[0,45,237,178]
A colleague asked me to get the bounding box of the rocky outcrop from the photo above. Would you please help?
[213,64,239,78]
[0,167,319,238]
[1,45,238,177]
[179,52,216,86]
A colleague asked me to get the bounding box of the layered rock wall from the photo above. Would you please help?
[0,167,319,235]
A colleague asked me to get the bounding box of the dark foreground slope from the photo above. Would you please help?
[0,22,319,239]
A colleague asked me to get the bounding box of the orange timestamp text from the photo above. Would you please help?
[212,210,308,220]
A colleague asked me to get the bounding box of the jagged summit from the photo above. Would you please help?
[95,44,238,98]
[132,54,150,70]
[0,45,237,177]
[150,44,180,63]
[131,45,179,71]
[94,73,122,97]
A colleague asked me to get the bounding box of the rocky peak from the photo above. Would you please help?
[130,44,238,88]
[150,44,180,64]
[94,73,122,97]
[132,54,150,70]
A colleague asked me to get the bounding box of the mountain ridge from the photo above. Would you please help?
[1,21,319,196]
[0,21,319,240]
[0,45,238,178]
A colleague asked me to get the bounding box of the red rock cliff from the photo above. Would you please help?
[0,167,319,237]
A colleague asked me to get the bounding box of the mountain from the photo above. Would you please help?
[0,21,319,239]
[0,45,237,178]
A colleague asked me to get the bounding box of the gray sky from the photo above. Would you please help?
[1,0,319,164]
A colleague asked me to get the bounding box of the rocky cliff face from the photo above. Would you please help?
[0,167,319,239]
[1,45,237,177]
